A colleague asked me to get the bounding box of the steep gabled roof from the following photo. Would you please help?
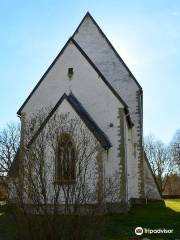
[144,151,162,198]
[17,38,131,116]
[17,37,133,127]
[27,93,112,150]
[72,39,128,109]
[72,12,142,91]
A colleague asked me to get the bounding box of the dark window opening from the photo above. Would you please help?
[55,132,76,183]
[68,68,74,78]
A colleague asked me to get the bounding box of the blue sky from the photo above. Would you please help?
[0,0,179,143]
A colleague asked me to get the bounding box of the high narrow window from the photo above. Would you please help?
[56,132,76,183]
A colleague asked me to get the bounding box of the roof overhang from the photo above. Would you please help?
[27,93,112,150]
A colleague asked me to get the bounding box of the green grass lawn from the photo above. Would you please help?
[165,199,180,212]
[106,200,180,240]
[0,200,179,240]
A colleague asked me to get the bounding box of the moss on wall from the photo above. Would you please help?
[117,108,127,204]
[136,91,145,198]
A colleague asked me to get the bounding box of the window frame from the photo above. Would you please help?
[54,132,76,185]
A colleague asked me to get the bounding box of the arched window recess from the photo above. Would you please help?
[55,132,76,184]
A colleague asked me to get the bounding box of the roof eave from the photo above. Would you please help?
[27,93,112,150]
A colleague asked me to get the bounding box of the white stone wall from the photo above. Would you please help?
[20,41,128,203]
[28,99,99,204]
[73,15,142,198]
[18,13,150,203]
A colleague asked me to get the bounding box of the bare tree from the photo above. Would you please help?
[144,135,172,193]
[6,111,105,240]
[24,112,99,209]
[0,123,30,240]
[163,173,180,195]
[0,123,20,175]
[170,129,180,174]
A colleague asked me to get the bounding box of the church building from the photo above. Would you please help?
[13,12,161,212]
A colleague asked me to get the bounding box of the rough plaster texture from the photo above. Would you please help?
[20,41,126,204]
[126,126,135,200]
[117,108,127,204]
[21,41,125,181]
[27,99,99,204]
[73,15,143,198]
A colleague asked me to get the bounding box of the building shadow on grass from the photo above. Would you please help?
[0,200,179,240]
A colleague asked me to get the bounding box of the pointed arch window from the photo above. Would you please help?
[55,132,76,183]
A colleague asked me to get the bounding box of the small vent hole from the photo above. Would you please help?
[68,68,74,78]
